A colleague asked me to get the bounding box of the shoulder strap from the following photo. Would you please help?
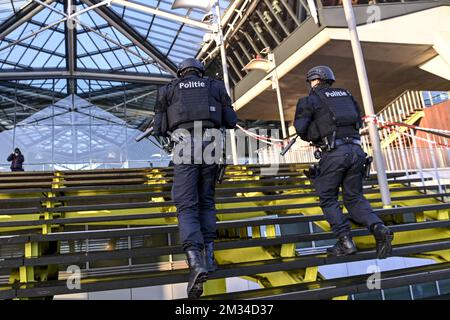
[312,88,337,121]
[169,78,182,88]
[165,79,182,107]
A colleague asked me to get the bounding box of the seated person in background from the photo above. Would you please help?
[7,148,25,172]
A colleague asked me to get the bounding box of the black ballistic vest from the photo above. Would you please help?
[307,87,360,142]
[166,76,222,131]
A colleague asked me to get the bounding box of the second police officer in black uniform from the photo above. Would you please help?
[153,58,237,299]
[294,66,394,259]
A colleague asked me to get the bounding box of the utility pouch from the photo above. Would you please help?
[322,131,336,152]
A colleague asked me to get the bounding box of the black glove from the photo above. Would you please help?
[304,164,319,179]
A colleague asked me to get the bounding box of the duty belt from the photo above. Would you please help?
[334,138,361,147]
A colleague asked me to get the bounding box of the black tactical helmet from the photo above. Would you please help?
[306,65,336,84]
[177,58,205,77]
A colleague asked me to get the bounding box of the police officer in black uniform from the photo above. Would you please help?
[294,66,394,259]
[153,58,237,298]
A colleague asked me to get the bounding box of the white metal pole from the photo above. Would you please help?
[275,76,288,139]
[216,2,239,165]
[410,128,425,190]
[397,129,410,178]
[342,0,391,207]
[269,53,288,140]
[12,83,17,153]
[426,133,443,193]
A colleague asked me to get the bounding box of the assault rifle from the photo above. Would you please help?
[135,119,173,154]
[216,127,227,184]
[280,135,298,156]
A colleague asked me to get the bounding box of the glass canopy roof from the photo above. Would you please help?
[0,0,232,131]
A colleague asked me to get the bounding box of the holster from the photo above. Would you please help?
[322,131,337,152]
[363,155,373,180]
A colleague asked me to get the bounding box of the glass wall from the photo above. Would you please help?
[352,280,450,300]
[423,91,450,106]
[0,94,169,171]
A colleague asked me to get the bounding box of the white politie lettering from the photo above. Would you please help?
[179,81,206,89]
[325,90,348,98]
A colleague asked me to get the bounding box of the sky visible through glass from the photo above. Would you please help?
[0,0,232,165]
[0,0,231,131]
[0,0,232,86]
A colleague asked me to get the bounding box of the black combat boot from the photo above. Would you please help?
[204,242,218,273]
[372,223,394,259]
[327,235,358,256]
[186,250,208,299]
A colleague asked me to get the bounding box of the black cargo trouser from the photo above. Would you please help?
[313,143,383,238]
[172,133,219,252]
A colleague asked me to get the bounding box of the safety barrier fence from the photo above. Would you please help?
[258,145,450,171]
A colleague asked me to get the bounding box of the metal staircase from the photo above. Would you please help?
[0,165,449,299]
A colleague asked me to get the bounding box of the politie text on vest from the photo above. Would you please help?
[179,81,206,89]
[324,90,348,98]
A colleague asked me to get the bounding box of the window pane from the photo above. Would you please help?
[383,286,412,300]
[411,282,438,299]
[280,222,312,249]
[438,279,450,294]
[353,290,383,300]
[312,223,335,247]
